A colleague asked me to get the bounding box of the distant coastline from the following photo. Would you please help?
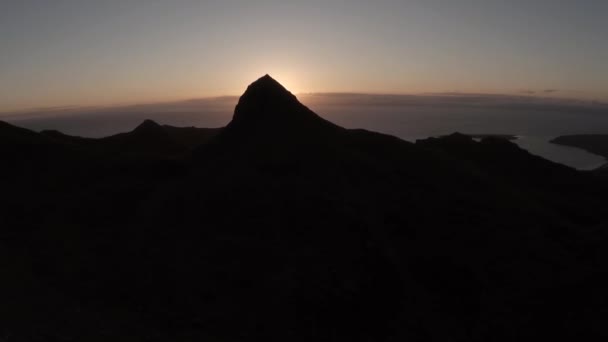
[466,134,518,141]
[435,133,517,141]
[551,135,608,169]
[438,133,607,170]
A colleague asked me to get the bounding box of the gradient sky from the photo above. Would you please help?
[1,0,607,111]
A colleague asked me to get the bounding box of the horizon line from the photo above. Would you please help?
[2,91,607,118]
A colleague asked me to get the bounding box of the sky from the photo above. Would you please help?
[1,0,607,112]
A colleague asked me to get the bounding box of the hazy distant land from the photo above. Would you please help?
[457,134,517,141]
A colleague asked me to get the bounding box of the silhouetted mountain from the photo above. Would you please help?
[209,75,341,159]
[1,77,608,341]
[228,74,337,132]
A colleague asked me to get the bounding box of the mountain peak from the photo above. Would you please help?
[258,73,278,83]
[239,74,297,103]
[227,75,335,135]
[134,119,163,134]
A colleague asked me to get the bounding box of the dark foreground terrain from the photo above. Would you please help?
[2,76,608,341]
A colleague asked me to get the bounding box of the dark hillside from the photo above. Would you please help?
[1,76,607,341]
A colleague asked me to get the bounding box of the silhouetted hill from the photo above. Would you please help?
[0,120,89,168]
[1,77,608,341]
[0,120,51,144]
[41,120,221,159]
[41,129,97,145]
[95,119,183,158]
